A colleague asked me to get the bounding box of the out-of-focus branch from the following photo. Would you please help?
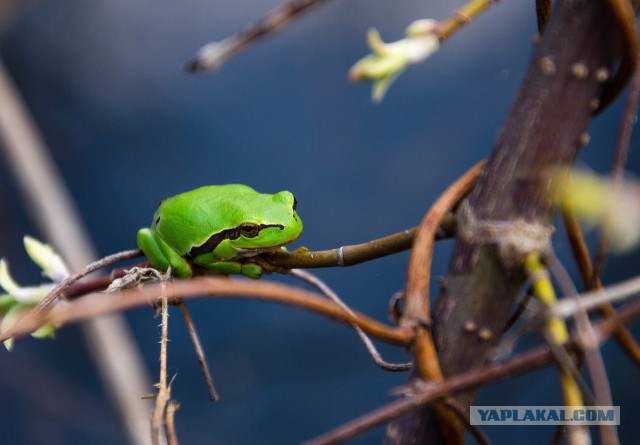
[186,0,334,73]
[388,0,639,442]
[0,62,153,445]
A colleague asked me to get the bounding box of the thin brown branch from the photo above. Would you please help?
[179,301,220,401]
[36,249,142,310]
[186,0,334,73]
[0,277,414,346]
[151,292,170,445]
[441,397,492,445]
[165,400,181,445]
[592,44,640,284]
[264,218,455,270]
[598,0,639,111]
[401,160,486,443]
[289,269,411,371]
[545,252,618,445]
[403,161,486,327]
[562,195,640,366]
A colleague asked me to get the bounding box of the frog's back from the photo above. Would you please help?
[153,184,258,254]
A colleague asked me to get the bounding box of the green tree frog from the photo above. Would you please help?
[137,184,302,279]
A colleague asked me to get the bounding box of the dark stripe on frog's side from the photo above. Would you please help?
[186,224,284,258]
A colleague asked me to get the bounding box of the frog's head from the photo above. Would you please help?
[230,190,302,253]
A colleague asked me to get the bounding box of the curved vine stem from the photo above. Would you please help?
[0,277,415,346]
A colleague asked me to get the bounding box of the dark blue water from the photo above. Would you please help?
[0,1,638,444]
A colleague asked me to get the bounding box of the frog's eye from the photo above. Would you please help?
[239,223,260,238]
[292,197,298,211]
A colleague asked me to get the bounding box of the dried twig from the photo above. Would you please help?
[592,44,640,284]
[179,301,220,400]
[165,400,181,445]
[561,199,640,365]
[151,291,171,445]
[36,249,142,309]
[186,0,334,73]
[546,252,618,445]
[289,268,411,371]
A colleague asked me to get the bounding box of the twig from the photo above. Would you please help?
[403,160,486,328]
[438,0,498,41]
[0,61,152,445]
[502,286,535,333]
[179,301,220,400]
[597,0,639,111]
[0,277,415,346]
[186,0,334,73]
[561,193,640,366]
[441,397,492,445]
[36,249,142,310]
[524,252,588,445]
[539,328,596,406]
[289,269,411,371]
[401,160,485,443]
[165,400,181,445]
[535,0,552,32]
[151,291,170,445]
[546,252,618,445]
[592,44,640,285]
[552,275,640,319]
[264,217,455,270]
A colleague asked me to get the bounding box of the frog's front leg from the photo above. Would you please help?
[137,228,193,278]
[192,252,263,279]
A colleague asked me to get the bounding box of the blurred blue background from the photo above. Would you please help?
[0,0,638,444]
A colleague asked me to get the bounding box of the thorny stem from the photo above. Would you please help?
[151,291,170,445]
[165,400,181,445]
